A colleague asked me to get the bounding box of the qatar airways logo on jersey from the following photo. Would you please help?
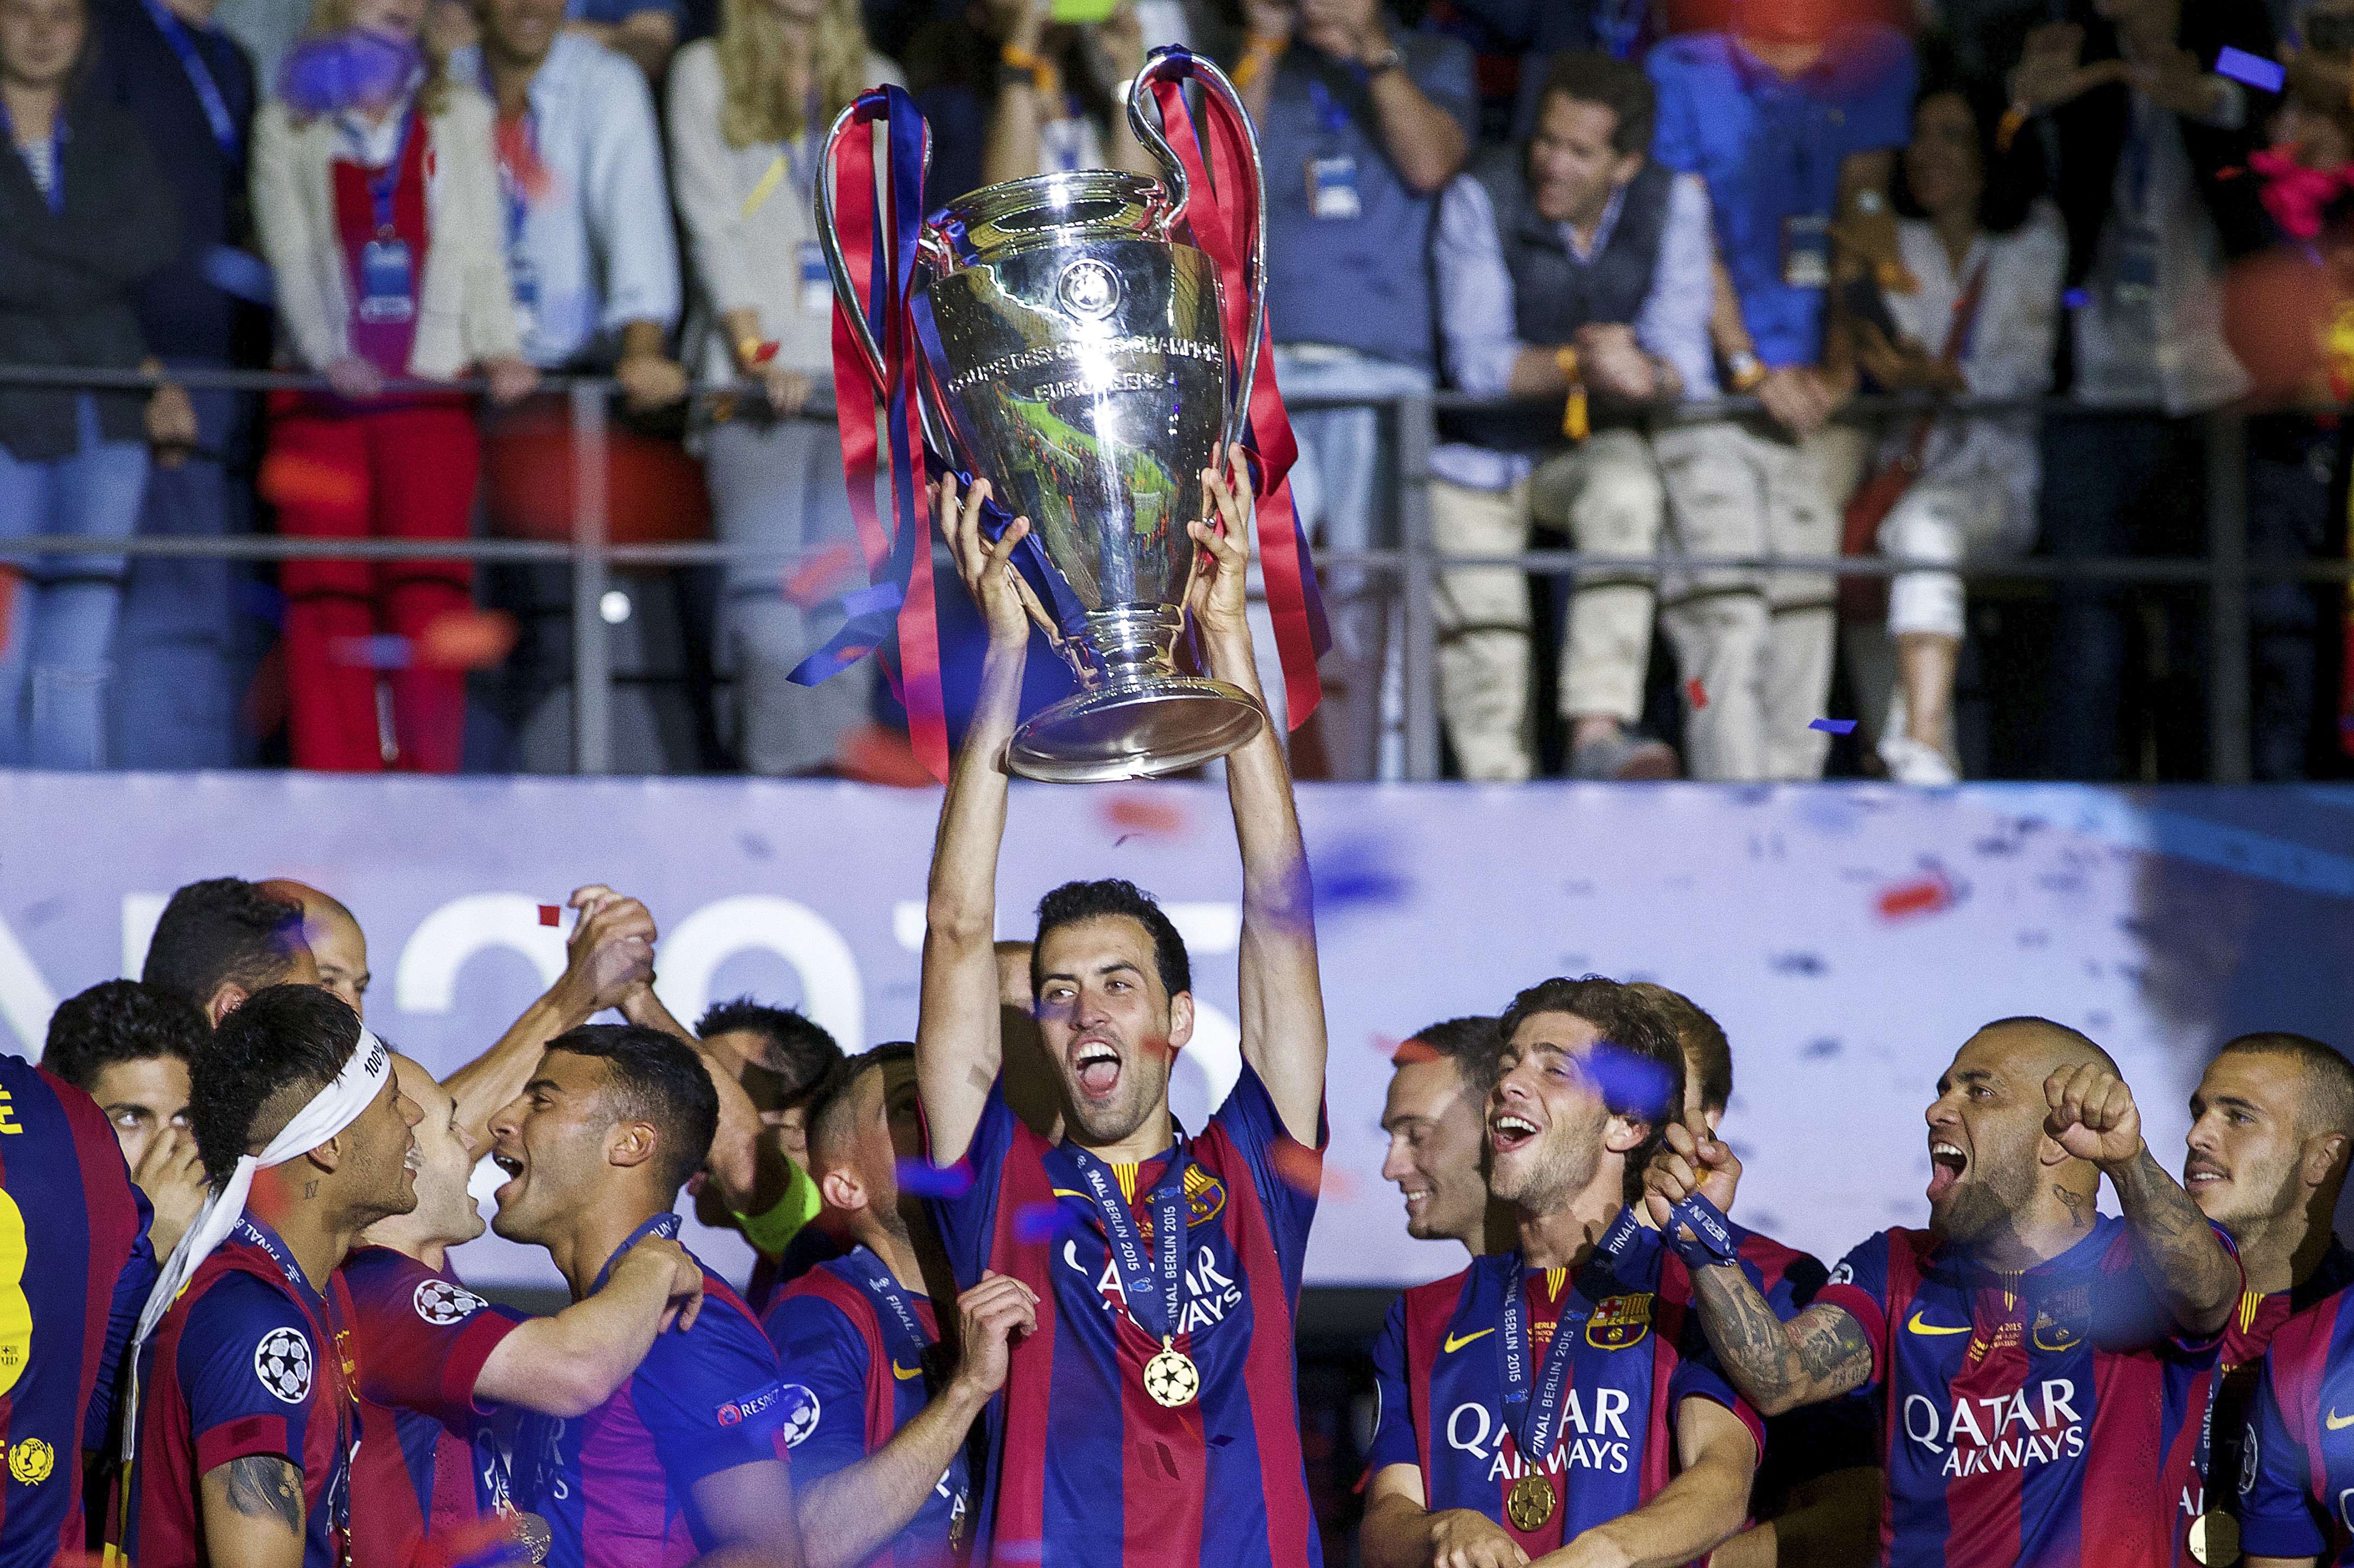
[1071,1242,1245,1334]
[1902,1380,2086,1477]
[1444,1390,1636,1482]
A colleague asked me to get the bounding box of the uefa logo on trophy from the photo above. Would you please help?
[817,51,1301,782]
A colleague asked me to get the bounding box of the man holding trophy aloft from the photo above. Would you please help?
[815,44,1333,1564]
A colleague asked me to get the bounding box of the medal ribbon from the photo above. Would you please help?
[1496,1252,1588,1469]
[1143,48,1329,724]
[847,1247,934,1366]
[1062,1146,1188,1343]
[590,1212,684,1293]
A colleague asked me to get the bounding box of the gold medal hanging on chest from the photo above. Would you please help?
[1505,1472,1556,1532]
[1144,1336,1199,1408]
[512,1512,553,1566]
[2186,1510,2240,1567]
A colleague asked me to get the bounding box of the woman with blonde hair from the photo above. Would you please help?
[251,0,534,771]
[669,0,899,775]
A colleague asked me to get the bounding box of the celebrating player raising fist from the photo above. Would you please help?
[913,454,1331,1566]
[1648,1017,2241,1567]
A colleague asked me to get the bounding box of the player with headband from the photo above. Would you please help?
[120,984,421,1568]
[913,461,1332,1565]
[1360,977,1763,1568]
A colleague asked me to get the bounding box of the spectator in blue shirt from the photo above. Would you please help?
[86,0,268,770]
[1237,0,1475,779]
[1429,52,1714,781]
[1646,0,1914,780]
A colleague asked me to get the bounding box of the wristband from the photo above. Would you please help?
[1665,1191,1739,1269]
[731,1158,823,1258]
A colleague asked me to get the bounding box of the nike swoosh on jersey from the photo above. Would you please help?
[2328,1409,2354,1431]
[1906,1309,1971,1336]
[893,1361,924,1380]
[1443,1328,1496,1353]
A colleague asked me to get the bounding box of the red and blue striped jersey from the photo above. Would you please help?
[1813,1216,2235,1568]
[1728,1220,1878,1516]
[128,1216,355,1568]
[506,1216,792,1568]
[925,1064,1325,1568]
[762,1247,972,1566]
[339,1245,524,1568]
[2238,1278,2354,1564]
[2162,1240,2354,1566]
[1364,1232,1763,1555]
[0,1057,152,1568]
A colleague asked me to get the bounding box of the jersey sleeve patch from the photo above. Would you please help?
[180,1277,314,1475]
[1813,1231,1897,1390]
[634,1299,796,1487]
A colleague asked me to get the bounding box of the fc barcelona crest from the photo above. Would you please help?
[1587,1293,1652,1350]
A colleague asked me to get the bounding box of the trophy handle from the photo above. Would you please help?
[1129,50,1264,458]
[815,98,895,393]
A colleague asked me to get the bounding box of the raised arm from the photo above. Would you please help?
[917,480,1049,1164]
[201,1456,307,1568]
[1644,1124,1873,1417]
[1542,1396,1755,1568]
[442,887,656,1146]
[793,1273,1035,1568]
[1197,454,1327,1143]
[2046,1063,2240,1338]
[474,1236,706,1418]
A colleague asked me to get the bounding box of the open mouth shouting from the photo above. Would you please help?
[490,1139,527,1204]
[1927,1137,1968,1203]
[2184,1158,2227,1196]
[1492,1111,1539,1157]
[1072,1036,1123,1102]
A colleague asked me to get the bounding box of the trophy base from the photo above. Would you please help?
[1007,677,1266,783]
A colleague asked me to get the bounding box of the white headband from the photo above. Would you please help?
[133,1026,396,1350]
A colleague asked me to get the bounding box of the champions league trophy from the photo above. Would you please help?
[818,52,1283,783]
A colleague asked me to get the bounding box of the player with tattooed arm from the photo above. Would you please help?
[1648,1016,2242,1568]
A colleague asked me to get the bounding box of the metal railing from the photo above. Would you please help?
[4,363,2349,783]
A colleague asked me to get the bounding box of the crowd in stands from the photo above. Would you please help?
[2,0,2350,783]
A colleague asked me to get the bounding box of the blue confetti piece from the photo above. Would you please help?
[895,1157,974,1199]
[1012,1200,1060,1244]
[841,581,905,618]
[2215,46,2285,93]
[1312,838,1410,908]
[1809,718,1857,735]
[2062,288,2089,310]
[1585,1043,1677,1122]
[200,244,276,305]
[329,633,411,669]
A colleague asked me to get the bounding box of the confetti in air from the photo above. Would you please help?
[896,1158,976,1199]
[1098,794,1190,840]
[1876,865,1962,922]
[2214,46,2285,93]
[1809,718,1857,735]
[1685,677,1708,710]
[1585,1042,1677,1121]
[1013,1200,1061,1244]
[538,905,561,927]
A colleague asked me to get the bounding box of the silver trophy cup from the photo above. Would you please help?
[819,54,1271,782]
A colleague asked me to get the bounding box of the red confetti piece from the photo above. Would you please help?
[1876,866,1959,922]
[1685,677,1708,709]
[258,450,366,512]
[538,904,560,926]
[1269,1139,1353,1200]
[835,722,937,788]
[782,541,862,608]
[749,340,779,366]
[1098,794,1189,839]
[2216,164,2245,180]
[416,608,519,671]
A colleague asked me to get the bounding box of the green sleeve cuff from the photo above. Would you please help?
[731,1159,821,1257]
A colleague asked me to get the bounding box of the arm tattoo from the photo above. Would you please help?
[2112,1145,2236,1326]
[1689,1268,1872,1414]
[224,1455,303,1535]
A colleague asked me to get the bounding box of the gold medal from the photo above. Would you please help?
[2187,1510,2240,1567]
[1143,1338,1199,1408]
[513,1511,553,1566]
[1505,1472,1556,1532]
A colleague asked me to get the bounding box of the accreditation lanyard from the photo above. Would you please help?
[138,0,239,157]
[1061,1144,1189,1343]
[232,1217,355,1568]
[1496,1251,1592,1471]
[848,1248,935,1368]
[496,110,536,254]
[347,109,414,239]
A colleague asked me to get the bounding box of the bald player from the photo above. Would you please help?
[1630,981,1877,1568]
[2164,1034,2354,1568]
[1378,1016,1506,1255]
[256,882,370,1018]
[1650,1016,2241,1567]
